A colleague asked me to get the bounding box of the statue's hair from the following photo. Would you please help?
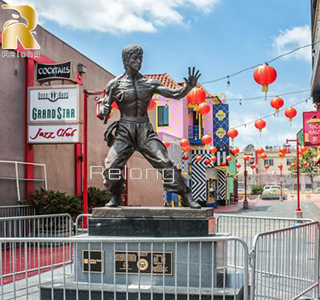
[122,45,143,68]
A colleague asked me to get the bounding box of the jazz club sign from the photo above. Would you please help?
[28,85,80,144]
[303,111,320,147]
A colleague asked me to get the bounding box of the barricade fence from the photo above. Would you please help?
[74,213,92,235]
[0,236,250,300]
[0,214,73,282]
[0,205,35,218]
[250,221,319,300]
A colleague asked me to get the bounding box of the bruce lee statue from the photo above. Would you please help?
[99,44,201,209]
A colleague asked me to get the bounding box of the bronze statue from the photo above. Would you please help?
[100,45,201,209]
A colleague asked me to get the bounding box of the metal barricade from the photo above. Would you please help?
[74,213,92,235]
[0,236,250,300]
[0,214,73,283]
[0,205,35,217]
[250,221,320,300]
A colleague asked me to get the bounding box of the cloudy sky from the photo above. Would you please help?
[7,0,313,149]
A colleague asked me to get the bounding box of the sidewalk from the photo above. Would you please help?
[214,200,257,213]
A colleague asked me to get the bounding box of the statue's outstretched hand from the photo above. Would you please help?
[184,67,201,88]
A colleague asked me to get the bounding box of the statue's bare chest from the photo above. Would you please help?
[116,78,153,103]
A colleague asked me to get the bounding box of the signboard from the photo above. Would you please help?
[28,124,80,144]
[303,111,320,147]
[297,128,304,146]
[82,250,104,274]
[36,61,73,82]
[115,251,172,275]
[28,86,79,123]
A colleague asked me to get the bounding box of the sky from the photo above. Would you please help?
[7,0,314,149]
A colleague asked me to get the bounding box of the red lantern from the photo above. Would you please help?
[270,97,284,114]
[186,88,206,105]
[148,97,156,111]
[196,155,202,162]
[303,161,308,167]
[279,147,286,154]
[198,103,211,115]
[163,141,170,148]
[284,107,297,125]
[182,146,191,153]
[278,164,283,169]
[250,164,256,169]
[279,152,286,158]
[265,164,270,170]
[253,63,277,99]
[260,153,267,159]
[231,147,240,156]
[236,163,241,169]
[205,159,211,165]
[96,100,105,120]
[180,139,190,148]
[221,162,227,167]
[209,146,217,154]
[201,135,212,145]
[211,156,217,163]
[290,163,296,168]
[183,155,189,160]
[227,128,238,141]
[226,155,232,162]
[243,155,250,161]
[256,147,264,154]
[301,146,308,153]
[254,119,266,133]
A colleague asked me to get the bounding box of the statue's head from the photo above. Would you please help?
[122,45,143,71]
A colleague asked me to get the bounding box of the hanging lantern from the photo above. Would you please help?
[260,153,267,159]
[196,155,202,162]
[182,146,191,153]
[265,164,270,170]
[163,141,170,148]
[198,103,211,115]
[236,163,241,169]
[250,164,256,169]
[209,146,217,155]
[303,161,308,167]
[180,139,190,148]
[230,147,240,156]
[186,87,206,105]
[253,63,277,100]
[256,147,264,154]
[301,146,308,153]
[278,164,283,169]
[284,107,297,126]
[254,119,266,134]
[290,163,296,168]
[183,155,189,160]
[201,135,213,145]
[270,97,284,114]
[226,155,233,162]
[279,147,286,154]
[211,156,217,163]
[244,155,250,161]
[221,162,227,167]
[227,128,239,142]
[299,148,304,156]
[96,99,105,120]
[205,159,211,165]
[279,152,286,158]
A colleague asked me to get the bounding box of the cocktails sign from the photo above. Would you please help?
[28,85,80,143]
[303,111,320,147]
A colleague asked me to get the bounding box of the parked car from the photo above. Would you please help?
[261,185,287,200]
[316,187,320,194]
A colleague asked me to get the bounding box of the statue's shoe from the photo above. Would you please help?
[181,194,201,209]
[105,195,122,208]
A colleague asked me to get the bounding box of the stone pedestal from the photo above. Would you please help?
[40,207,244,299]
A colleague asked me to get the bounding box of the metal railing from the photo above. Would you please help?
[0,214,73,283]
[0,205,35,217]
[0,236,250,300]
[0,160,47,202]
[74,213,92,235]
[250,221,320,300]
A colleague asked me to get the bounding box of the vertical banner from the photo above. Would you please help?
[213,104,229,165]
[303,111,320,147]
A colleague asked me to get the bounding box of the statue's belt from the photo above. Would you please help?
[104,116,150,147]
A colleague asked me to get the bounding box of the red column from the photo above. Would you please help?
[75,144,82,196]
[25,58,34,197]
[296,139,301,212]
[83,92,88,226]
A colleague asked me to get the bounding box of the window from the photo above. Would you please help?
[286,159,292,166]
[264,159,274,166]
[157,106,169,127]
[306,184,312,189]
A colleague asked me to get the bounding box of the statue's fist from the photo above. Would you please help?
[100,103,111,117]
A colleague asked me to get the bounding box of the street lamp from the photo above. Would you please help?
[243,154,254,209]
[285,138,303,218]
